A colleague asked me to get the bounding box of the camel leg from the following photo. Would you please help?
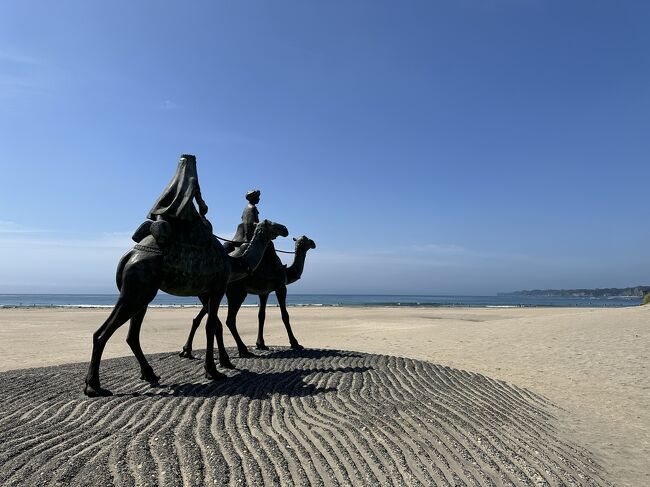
[200,293,231,377]
[225,287,254,357]
[84,297,143,397]
[255,293,270,350]
[276,286,303,350]
[180,306,207,359]
[126,306,160,384]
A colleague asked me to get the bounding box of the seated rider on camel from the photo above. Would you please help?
[133,153,211,246]
[223,189,260,253]
[224,189,286,276]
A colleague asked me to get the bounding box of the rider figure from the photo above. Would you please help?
[239,189,260,243]
[148,153,208,222]
[225,189,285,276]
[133,154,210,245]
[223,189,260,252]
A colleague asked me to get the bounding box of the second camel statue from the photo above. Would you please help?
[180,235,317,358]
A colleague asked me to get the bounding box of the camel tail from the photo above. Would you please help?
[115,250,132,291]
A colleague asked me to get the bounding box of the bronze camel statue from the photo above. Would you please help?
[84,218,287,397]
[180,235,316,358]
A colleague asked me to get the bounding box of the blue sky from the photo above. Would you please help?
[0,1,648,294]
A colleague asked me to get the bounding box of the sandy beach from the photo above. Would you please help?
[0,305,648,486]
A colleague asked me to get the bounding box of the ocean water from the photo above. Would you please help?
[0,293,642,308]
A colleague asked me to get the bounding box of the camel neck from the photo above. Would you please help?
[287,247,309,284]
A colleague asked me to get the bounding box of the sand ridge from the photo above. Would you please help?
[0,348,610,486]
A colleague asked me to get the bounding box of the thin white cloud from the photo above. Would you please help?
[158,99,178,110]
[305,241,539,273]
[0,74,46,94]
[0,229,133,292]
[409,243,469,254]
[307,248,462,268]
[0,51,42,66]
[0,51,53,99]
[0,229,132,249]
[0,221,51,234]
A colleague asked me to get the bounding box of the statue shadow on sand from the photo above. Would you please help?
[116,364,371,400]
[176,347,363,361]
[251,347,363,360]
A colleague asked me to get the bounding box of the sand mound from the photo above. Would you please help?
[0,348,610,486]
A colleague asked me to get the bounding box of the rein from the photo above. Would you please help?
[214,235,295,254]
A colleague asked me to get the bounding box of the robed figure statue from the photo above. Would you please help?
[148,155,209,222]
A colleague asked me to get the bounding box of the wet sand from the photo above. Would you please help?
[0,305,648,486]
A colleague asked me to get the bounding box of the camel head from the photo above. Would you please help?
[293,235,317,252]
[255,219,289,241]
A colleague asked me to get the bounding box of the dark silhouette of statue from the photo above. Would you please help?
[84,154,288,397]
[223,189,260,253]
[149,154,209,221]
[180,235,316,359]
[132,155,212,246]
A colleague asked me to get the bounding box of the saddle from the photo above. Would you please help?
[132,217,221,271]
[133,235,163,255]
[132,216,214,247]
[222,222,248,254]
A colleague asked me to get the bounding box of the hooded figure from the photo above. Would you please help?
[148,154,208,222]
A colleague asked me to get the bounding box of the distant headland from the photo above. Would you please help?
[499,286,650,297]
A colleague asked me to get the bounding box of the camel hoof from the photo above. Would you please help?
[140,370,160,384]
[84,383,113,398]
[179,349,194,359]
[220,360,236,370]
[256,343,269,351]
[238,349,255,358]
[205,368,227,380]
[290,342,304,350]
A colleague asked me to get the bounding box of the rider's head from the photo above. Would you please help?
[180,154,196,163]
[246,189,261,205]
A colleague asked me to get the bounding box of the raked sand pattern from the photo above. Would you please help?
[0,348,610,486]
